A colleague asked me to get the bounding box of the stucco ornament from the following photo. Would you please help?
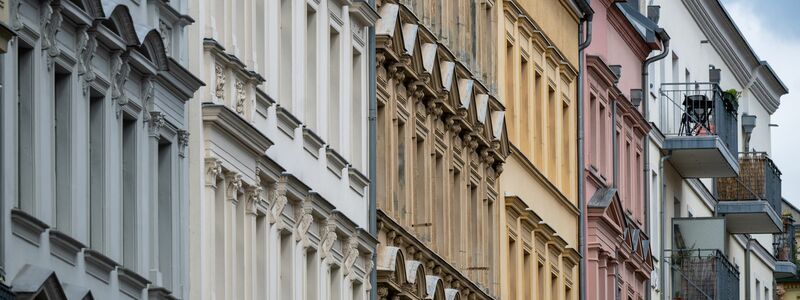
[148,112,166,137]
[235,79,246,114]
[225,173,243,202]
[244,186,262,215]
[177,130,190,158]
[111,52,131,115]
[159,20,172,56]
[11,0,23,30]
[343,237,359,278]
[295,208,313,244]
[268,182,288,224]
[214,64,226,102]
[77,27,97,95]
[320,222,338,260]
[142,77,156,123]
[204,158,223,187]
[41,1,62,70]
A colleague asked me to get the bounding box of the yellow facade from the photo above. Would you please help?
[495,0,583,300]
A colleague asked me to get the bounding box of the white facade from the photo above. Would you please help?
[644,0,788,299]
[0,0,201,299]
[185,0,378,299]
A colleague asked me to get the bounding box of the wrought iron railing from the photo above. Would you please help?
[658,83,738,153]
[666,249,739,300]
[716,152,782,214]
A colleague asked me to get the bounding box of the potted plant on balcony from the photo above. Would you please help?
[722,89,740,113]
[674,291,683,300]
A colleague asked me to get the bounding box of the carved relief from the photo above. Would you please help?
[204,158,223,188]
[111,52,131,114]
[235,79,246,114]
[268,181,288,224]
[148,112,166,137]
[159,20,172,56]
[295,207,313,244]
[142,77,156,122]
[343,237,359,277]
[177,130,190,158]
[214,64,226,102]
[77,27,97,96]
[244,186,262,215]
[320,221,338,260]
[41,1,63,69]
[225,173,243,203]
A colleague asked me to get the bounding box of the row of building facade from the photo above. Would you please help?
[0,0,791,299]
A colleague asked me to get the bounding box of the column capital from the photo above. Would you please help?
[224,172,242,203]
[204,157,223,188]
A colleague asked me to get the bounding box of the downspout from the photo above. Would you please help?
[368,0,378,298]
[641,29,670,300]
[659,151,671,300]
[745,237,753,299]
[576,1,593,300]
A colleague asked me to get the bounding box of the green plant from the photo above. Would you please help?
[722,89,740,113]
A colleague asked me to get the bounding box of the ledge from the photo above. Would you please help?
[325,146,348,178]
[348,167,369,196]
[302,127,325,158]
[202,103,273,155]
[84,249,118,283]
[11,209,49,247]
[117,267,150,298]
[276,106,301,139]
[775,261,797,279]
[48,230,86,266]
[148,286,179,300]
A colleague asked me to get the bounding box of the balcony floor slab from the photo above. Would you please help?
[716,200,782,233]
[663,135,739,177]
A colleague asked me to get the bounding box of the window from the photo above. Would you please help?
[395,120,406,218]
[89,93,105,249]
[562,101,570,191]
[434,153,445,251]
[279,0,293,109]
[548,87,556,176]
[256,215,267,299]
[673,197,681,218]
[54,68,72,232]
[330,265,341,300]
[756,280,761,300]
[469,183,479,274]
[328,27,341,149]
[306,249,318,300]
[17,45,35,213]
[352,281,363,300]
[508,238,517,300]
[523,250,532,300]
[504,42,515,140]
[122,116,138,267]
[450,169,462,260]
[537,262,545,300]
[350,48,363,169]
[534,72,543,163]
[158,140,173,287]
[305,7,317,128]
[413,137,427,240]
[280,232,293,299]
[520,56,530,154]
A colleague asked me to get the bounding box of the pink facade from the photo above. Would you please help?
[582,1,659,299]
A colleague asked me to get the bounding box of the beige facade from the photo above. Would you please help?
[373,1,509,299]
[495,0,584,300]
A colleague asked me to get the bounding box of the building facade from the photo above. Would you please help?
[495,0,588,299]
[185,0,378,299]
[373,0,509,299]
[1,0,202,298]
[581,1,664,299]
[643,0,791,299]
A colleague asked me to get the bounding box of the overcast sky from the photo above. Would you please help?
[717,0,800,206]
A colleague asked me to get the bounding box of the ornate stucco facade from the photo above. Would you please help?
[185,0,379,299]
[495,0,586,299]
[1,0,202,298]
[373,1,509,299]
[582,1,661,299]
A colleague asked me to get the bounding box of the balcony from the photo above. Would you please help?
[658,82,739,178]
[774,215,797,278]
[715,152,782,233]
[667,249,739,300]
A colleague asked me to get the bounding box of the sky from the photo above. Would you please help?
[719,0,800,206]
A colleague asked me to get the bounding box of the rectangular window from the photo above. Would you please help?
[562,102,570,192]
[523,250,532,300]
[377,106,387,210]
[17,45,35,213]
[548,87,556,176]
[54,69,72,232]
[279,0,293,109]
[214,180,225,300]
[89,93,105,249]
[551,274,559,299]
[305,249,318,300]
[280,232,293,299]
[350,48,363,170]
[395,120,406,219]
[255,0,266,80]
[352,281,363,300]
[434,153,445,252]
[504,42,514,140]
[158,140,173,288]
[330,265,341,300]
[450,169,462,260]
[537,262,545,300]
[413,137,427,240]
[256,214,267,299]
[534,72,543,163]
[589,95,596,167]
[508,238,517,300]
[328,28,341,149]
[469,183,479,273]
[520,57,530,154]
[121,117,138,267]
[305,7,317,128]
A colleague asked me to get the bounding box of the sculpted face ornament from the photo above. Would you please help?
[215,64,226,102]
[77,27,97,96]
[269,183,288,224]
[235,80,246,114]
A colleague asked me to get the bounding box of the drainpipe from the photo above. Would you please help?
[659,151,671,300]
[640,29,670,300]
[367,0,378,298]
[745,237,753,300]
[576,1,593,300]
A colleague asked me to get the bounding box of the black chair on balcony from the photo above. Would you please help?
[680,94,713,136]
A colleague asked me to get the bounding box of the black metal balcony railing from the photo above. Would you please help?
[716,152,782,213]
[666,249,739,300]
[659,83,738,153]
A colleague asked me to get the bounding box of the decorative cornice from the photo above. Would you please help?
[302,127,325,158]
[10,209,49,247]
[347,167,369,196]
[326,146,349,178]
[202,104,273,155]
[276,106,302,139]
[117,267,150,298]
[48,230,85,266]
[84,249,119,283]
